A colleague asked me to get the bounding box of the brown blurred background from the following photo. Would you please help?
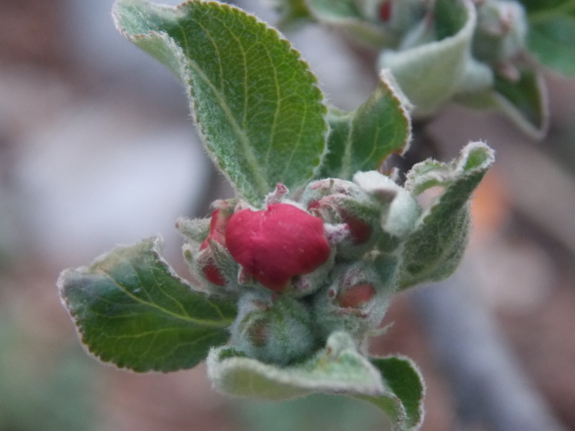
[0,0,574,430]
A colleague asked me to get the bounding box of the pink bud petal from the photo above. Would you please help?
[337,284,376,308]
[200,208,232,250]
[202,262,226,286]
[226,203,331,292]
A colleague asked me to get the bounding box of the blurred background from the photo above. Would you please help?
[0,0,574,430]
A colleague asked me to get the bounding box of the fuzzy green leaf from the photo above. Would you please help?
[378,0,477,116]
[356,356,425,431]
[58,237,236,372]
[207,332,385,400]
[208,332,423,430]
[113,0,328,205]
[319,70,412,180]
[399,142,494,289]
[528,15,575,76]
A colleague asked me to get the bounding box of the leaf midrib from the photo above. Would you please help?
[177,20,271,199]
[97,267,233,329]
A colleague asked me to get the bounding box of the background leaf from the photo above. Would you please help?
[59,237,236,372]
[319,70,412,180]
[528,15,575,76]
[271,0,313,30]
[306,0,396,47]
[520,0,575,15]
[378,0,476,116]
[399,142,494,289]
[357,356,425,431]
[492,67,549,136]
[113,0,328,205]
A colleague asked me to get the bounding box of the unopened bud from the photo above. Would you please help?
[230,293,315,365]
[226,202,331,292]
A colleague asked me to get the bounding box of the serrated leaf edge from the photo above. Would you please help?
[57,235,233,373]
[113,0,329,203]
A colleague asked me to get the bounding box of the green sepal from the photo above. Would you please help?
[319,70,412,180]
[113,0,328,205]
[357,356,425,431]
[58,237,237,372]
[378,0,477,116]
[399,142,494,289]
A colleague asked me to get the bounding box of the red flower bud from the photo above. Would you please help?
[226,203,331,292]
[339,209,373,245]
[379,0,392,21]
[201,260,227,286]
[336,284,376,308]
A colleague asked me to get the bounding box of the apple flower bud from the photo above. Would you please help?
[230,292,315,365]
[225,203,331,292]
[302,178,382,259]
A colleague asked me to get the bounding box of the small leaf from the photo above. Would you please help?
[357,356,425,431]
[399,142,494,289]
[207,331,385,400]
[271,0,314,30]
[113,0,328,205]
[454,66,549,139]
[319,70,412,180]
[58,237,236,372]
[520,0,575,15]
[378,0,476,116]
[528,15,575,76]
[306,0,396,47]
[493,67,549,139]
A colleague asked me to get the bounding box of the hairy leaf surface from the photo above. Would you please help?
[59,237,236,372]
[114,0,328,204]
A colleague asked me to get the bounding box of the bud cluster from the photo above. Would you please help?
[177,171,423,365]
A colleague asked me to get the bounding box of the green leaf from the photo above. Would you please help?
[357,356,425,431]
[378,0,477,116]
[319,70,412,180]
[528,15,575,76]
[208,332,423,430]
[207,331,385,400]
[521,0,575,16]
[58,237,236,372]
[493,67,549,139]
[306,0,396,47]
[434,0,469,40]
[399,142,494,289]
[113,0,328,205]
